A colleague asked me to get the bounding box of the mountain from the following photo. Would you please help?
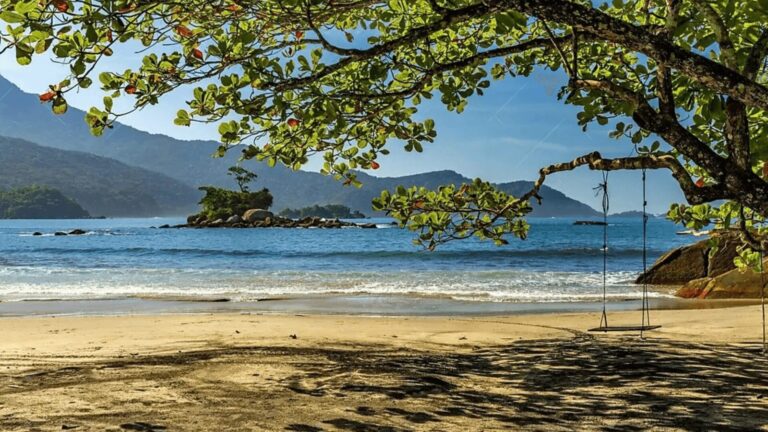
[0,75,599,217]
[0,136,200,217]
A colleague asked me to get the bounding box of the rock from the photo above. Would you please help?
[358,223,377,229]
[707,234,742,278]
[187,214,199,224]
[675,277,712,299]
[208,218,225,227]
[263,217,273,227]
[574,220,607,226]
[243,209,273,222]
[69,229,87,235]
[158,224,171,229]
[54,231,67,236]
[32,232,42,236]
[226,215,242,224]
[637,242,708,285]
[637,231,742,285]
[676,261,768,299]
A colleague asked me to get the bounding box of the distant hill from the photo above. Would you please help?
[0,136,200,217]
[0,75,599,217]
[609,210,647,218]
[0,185,89,219]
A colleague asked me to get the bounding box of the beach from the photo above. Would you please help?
[2,305,768,431]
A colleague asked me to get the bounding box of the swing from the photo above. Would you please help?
[588,168,661,334]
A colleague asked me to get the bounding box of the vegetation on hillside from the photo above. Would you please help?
[279,205,365,220]
[0,136,200,217]
[0,185,89,219]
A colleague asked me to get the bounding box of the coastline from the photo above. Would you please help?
[2,305,768,430]
[0,293,760,318]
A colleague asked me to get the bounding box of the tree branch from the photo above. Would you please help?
[745,28,768,80]
[694,0,737,68]
[518,151,726,208]
[502,0,768,111]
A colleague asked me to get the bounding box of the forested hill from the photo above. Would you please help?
[0,185,89,219]
[0,75,599,217]
[0,136,200,217]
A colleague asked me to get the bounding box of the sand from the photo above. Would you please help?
[1,306,768,431]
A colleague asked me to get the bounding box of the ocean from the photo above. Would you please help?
[0,217,691,305]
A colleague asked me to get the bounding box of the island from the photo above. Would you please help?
[279,204,365,219]
[0,185,89,219]
[182,185,377,229]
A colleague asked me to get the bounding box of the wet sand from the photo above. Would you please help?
[2,305,768,431]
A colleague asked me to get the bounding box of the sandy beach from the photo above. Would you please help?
[1,305,768,431]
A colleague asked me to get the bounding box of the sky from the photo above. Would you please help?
[0,49,685,214]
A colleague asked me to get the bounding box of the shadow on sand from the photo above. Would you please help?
[283,334,768,431]
[2,333,768,430]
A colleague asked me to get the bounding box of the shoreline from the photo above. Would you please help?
[0,293,761,318]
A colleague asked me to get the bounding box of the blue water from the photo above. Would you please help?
[0,217,691,302]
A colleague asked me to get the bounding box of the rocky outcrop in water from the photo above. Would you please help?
[178,210,379,229]
[636,231,742,285]
[637,231,768,299]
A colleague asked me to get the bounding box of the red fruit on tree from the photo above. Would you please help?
[39,91,56,102]
[287,118,300,128]
[175,25,193,38]
[371,161,380,170]
[53,0,69,12]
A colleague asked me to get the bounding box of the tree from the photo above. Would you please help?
[1,0,767,261]
[197,186,273,220]
[227,165,258,192]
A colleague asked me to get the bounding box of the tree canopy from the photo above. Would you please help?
[1,0,768,260]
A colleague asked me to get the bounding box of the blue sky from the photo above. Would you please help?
[0,52,684,214]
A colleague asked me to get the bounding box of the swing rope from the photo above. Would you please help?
[589,163,660,334]
[641,167,651,338]
[761,248,766,354]
[594,171,610,329]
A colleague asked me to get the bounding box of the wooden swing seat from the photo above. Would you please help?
[588,325,662,332]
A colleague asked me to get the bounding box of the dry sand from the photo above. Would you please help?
[1,306,768,431]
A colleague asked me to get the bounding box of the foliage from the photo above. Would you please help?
[227,165,257,192]
[279,204,365,219]
[197,186,273,220]
[2,0,768,257]
[0,185,89,219]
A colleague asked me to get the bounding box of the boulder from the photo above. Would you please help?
[208,218,225,227]
[243,209,273,222]
[69,229,87,235]
[637,231,741,285]
[158,224,171,229]
[707,234,742,277]
[187,214,199,224]
[54,232,67,236]
[676,262,768,299]
[32,232,42,236]
[226,215,242,225]
[358,223,377,229]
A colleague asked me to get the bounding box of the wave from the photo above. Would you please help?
[0,266,668,303]
[0,246,670,260]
